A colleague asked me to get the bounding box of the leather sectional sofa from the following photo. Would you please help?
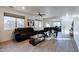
[14,27,39,42]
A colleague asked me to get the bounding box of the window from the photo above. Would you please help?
[46,23,50,27]
[34,20,42,30]
[17,18,24,28]
[53,22,60,27]
[4,16,25,30]
[4,16,16,30]
[45,21,61,27]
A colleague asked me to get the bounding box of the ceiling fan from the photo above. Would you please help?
[9,6,14,8]
[37,12,45,17]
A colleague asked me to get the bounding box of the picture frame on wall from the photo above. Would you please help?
[27,19,34,27]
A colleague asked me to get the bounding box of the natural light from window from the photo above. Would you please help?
[4,16,25,30]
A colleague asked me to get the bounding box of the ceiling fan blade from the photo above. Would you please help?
[36,12,46,17]
[9,6,14,8]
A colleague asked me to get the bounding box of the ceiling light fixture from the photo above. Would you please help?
[22,6,25,10]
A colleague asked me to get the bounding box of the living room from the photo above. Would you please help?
[0,6,79,52]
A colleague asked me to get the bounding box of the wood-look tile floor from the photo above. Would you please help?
[0,32,78,52]
[0,38,78,52]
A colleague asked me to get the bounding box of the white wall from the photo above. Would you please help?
[61,16,79,50]
[0,7,29,42]
[61,15,73,35]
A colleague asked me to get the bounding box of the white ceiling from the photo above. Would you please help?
[3,6,79,18]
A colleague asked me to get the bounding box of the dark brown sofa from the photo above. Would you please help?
[14,27,39,42]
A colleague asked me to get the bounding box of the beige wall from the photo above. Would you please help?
[0,7,29,42]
